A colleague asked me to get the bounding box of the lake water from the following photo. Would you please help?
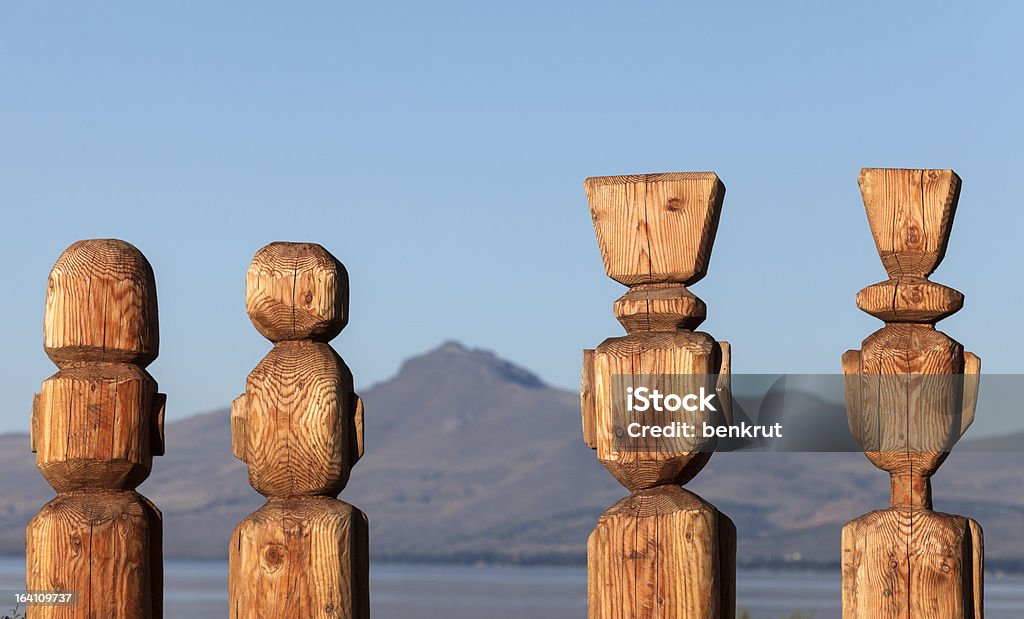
[1,558,1022,617]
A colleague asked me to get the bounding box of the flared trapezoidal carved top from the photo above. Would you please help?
[585,173,725,335]
[856,169,965,325]
[585,172,725,287]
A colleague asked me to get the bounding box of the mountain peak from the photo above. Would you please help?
[436,340,471,354]
[381,340,546,391]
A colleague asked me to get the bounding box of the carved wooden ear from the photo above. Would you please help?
[841,350,863,445]
[351,394,365,465]
[580,349,597,449]
[152,393,166,457]
[961,352,981,436]
[30,393,40,453]
[231,393,247,463]
[716,342,732,426]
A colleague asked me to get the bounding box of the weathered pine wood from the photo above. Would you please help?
[28,239,165,619]
[841,169,983,618]
[583,173,734,618]
[230,242,368,619]
[42,240,159,365]
[245,242,348,342]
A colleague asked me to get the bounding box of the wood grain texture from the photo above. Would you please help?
[851,325,964,455]
[35,364,159,492]
[231,242,368,618]
[614,284,707,333]
[246,242,348,343]
[588,487,734,619]
[581,349,598,449]
[968,519,984,619]
[235,341,356,497]
[592,331,724,491]
[585,173,724,286]
[583,172,733,617]
[842,169,982,618]
[856,277,963,323]
[842,510,982,619]
[229,497,369,619]
[858,169,960,278]
[44,240,159,366]
[29,239,165,619]
[27,492,162,619]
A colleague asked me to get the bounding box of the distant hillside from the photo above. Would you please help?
[0,341,1021,570]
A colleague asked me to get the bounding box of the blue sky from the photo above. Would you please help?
[1,2,1022,433]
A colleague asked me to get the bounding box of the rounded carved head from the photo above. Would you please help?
[246,242,348,342]
[44,239,159,366]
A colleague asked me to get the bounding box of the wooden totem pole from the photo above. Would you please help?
[28,239,165,618]
[229,242,368,618]
[582,173,735,618]
[841,169,983,618]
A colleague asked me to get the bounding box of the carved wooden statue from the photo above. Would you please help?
[229,242,368,618]
[582,173,735,618]
[841,169,983,618]
[29,239,166,618]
